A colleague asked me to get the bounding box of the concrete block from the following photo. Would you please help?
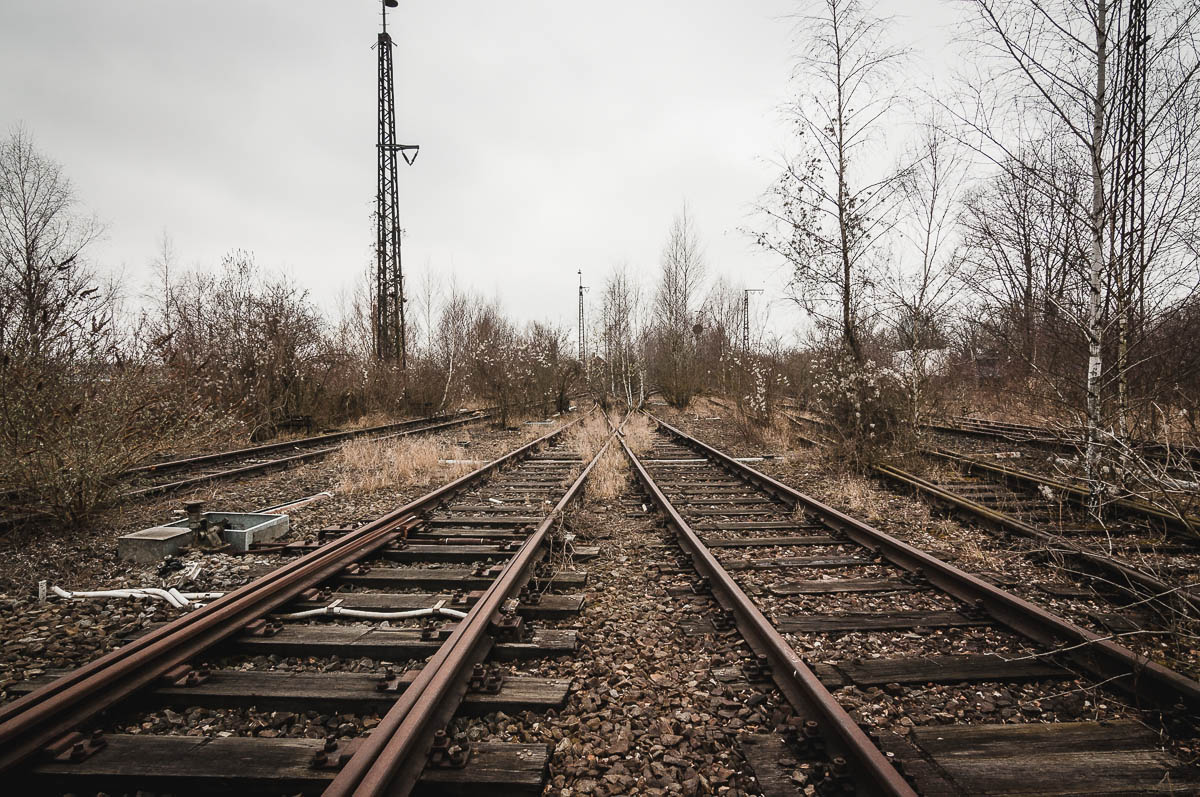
[119,512,290,562]
[206,512,290,553]
[118,527,195,564]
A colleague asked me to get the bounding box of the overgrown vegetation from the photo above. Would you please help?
[334,435,471,494]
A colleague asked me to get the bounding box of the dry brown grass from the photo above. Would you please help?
[334,435,472,494]
[623,413,655,456]
[562,410,632,502]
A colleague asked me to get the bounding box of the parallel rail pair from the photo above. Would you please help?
[0,408,623,795]
[625,414,1200,796]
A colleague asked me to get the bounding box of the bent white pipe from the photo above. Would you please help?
[51,586,225,611]
[274,600,468,622]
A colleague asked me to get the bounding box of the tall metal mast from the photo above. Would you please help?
[577,269,588,362]
[1112,0,1148,329]
[374,0,419,366]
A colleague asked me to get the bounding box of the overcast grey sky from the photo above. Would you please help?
[1,1,960,341]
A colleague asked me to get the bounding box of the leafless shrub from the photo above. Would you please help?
[810,351,913,470]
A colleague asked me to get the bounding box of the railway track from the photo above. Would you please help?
[932,415,1200,472]
[0,410,619,795]
[783,412,1200,672]
[121,411,488,501]
[627,414,1200,795]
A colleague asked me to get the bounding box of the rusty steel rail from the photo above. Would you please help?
[324,411,625,797]
[623,423,916,797]
[0,413,585,778]
[122,413,485,501]
[874,462,1200,615]
[648,414,1200,715]
[123,412,477,480]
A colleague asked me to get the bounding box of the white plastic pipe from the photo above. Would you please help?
[274,599,467,622]
[51,586,225,610]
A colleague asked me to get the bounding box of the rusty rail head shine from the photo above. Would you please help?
[649,414,1200,714]
[621,423,916,797]
[324,410,624,797]
[0,412,585,778]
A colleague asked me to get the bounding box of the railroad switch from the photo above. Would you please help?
[160,664,210,688]
[242,618,283,637]
[185,502,228,550]
[429,729,471,769]
[311,735,363,770]
[518,586,542,605]
[468,662,505,694]
[43,730,106,763]
[341,562,366,576]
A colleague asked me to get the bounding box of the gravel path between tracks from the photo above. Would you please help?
[447,498,800,796]
[0,418,565,700]
[653,404,1200,683]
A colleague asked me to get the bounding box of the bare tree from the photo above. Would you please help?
[649,205,707,408]
[953,0,1200,514]
[888,122,968,430]
[0,126,104,359]
[753,0,909,362]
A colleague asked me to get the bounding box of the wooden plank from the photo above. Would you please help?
[722,555,867,571]
[775,610,990,633]
[739,734,805,797]
[829,654,1067,686]
[912,720,1163,757]
[26,737,548,796]
[233,627,577,660]
[914,727,1200,794]
[674,497,779,505]
[769,578,918,595]
[701,535,839,547]
[340,568,586,591]
[427,516,544,526]
[10,671,569,716]
[293,592,584,620]
[377,544,512,563]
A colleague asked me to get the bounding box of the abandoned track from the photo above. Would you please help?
[0,411,617,795]
[931,415,1200,473]
[121,411,490,501]
[629,414,1200,795]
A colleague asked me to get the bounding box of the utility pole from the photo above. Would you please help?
[577,269,589,361]
[742,288,763,353]
[374,0,420,367]
[578,269,589,386]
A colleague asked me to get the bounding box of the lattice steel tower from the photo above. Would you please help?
[374,0,419,365]
[1112,0,1148,327]
[577,269,588,362]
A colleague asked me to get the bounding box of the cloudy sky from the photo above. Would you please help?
[1,1,960,343]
